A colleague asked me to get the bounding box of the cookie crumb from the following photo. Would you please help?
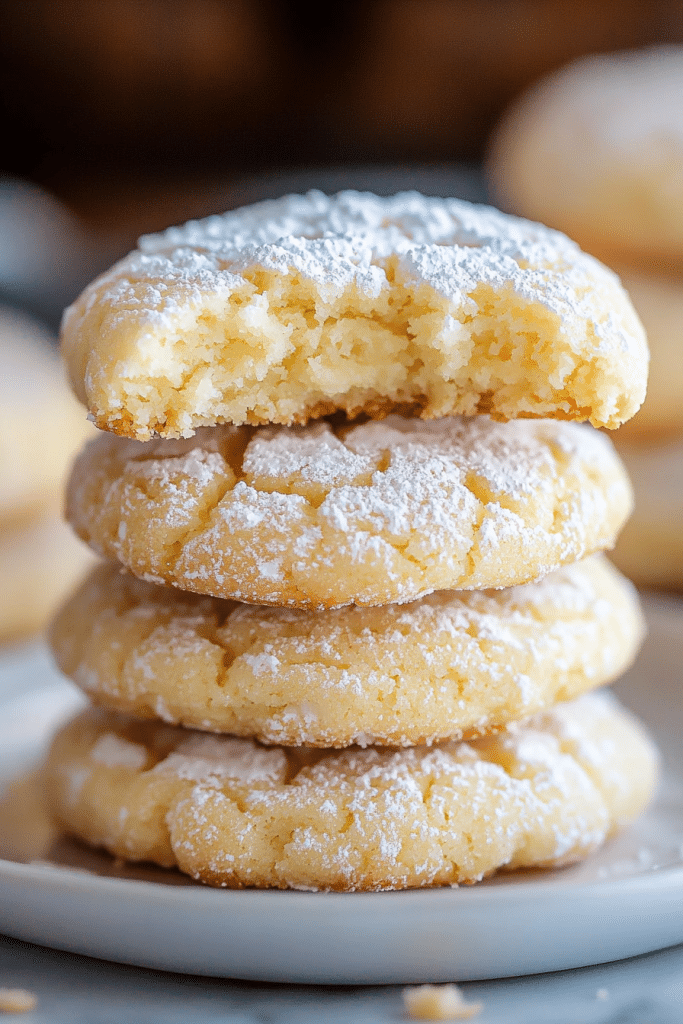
[0,989,37,1013]
[403,983,482,1020]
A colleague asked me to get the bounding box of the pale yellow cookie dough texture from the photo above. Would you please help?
[44,692,658,891]
[60,191,647,439]
[65,415,632,609]
[50,556,643,747]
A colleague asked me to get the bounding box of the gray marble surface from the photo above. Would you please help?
[3,932,683,1023]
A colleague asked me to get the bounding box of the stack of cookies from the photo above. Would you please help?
[45,191,658,891]
[488,46,683,589]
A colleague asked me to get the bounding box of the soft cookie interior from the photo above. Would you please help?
[61,192,647,439]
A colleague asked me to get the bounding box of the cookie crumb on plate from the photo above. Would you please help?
[0,989,37,1014]
[403,983,482,1020]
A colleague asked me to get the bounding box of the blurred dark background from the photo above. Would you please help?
[2,0,683,322]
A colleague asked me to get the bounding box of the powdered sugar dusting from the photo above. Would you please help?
[51,554,643,748]
[66,413,632,608]
[91,733,147,770]
[155,734,287,785]
[118,190,633,351]
[46,691,658,891]
[62,189,647,439]
[242,422,378,491]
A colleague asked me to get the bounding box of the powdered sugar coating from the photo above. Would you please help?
[44,692,659,891]
[91,733,147,771]
[65,414,632,608]
[489,46,683,259]
[61,191,647,438]
[51,556,644,746]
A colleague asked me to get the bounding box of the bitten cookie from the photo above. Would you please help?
[50,556,644,747]
[60,190,647,439]
[489,46,683,264]
[44,692,658,891]
[610,434,683,589]
[0,305,92,526]
[65,415,633,608]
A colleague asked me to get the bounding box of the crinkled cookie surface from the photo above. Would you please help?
[61,191,647,439]
[65,415,633,608]
[50,556,644,747]
[44,691,658,891]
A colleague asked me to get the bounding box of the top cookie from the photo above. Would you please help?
[489,47,683,263]
[60,191,647,439]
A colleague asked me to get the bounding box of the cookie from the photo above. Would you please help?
[0,305,92,526]
[44,692,658,891]
[610,434,683,589]
[0,514,95,644]
[65,414,632,609]
[50,556,644,747]
[488,46,683,264]
[610,269,683,439]
[60,190,647,439]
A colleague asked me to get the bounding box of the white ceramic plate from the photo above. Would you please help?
[1,595,683,985]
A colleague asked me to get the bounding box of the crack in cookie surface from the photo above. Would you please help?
[44,692,659,890]
[50,556,644,747]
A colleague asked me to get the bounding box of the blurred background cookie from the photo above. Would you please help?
[489,43,683,588]
[3,0,683,598]
[0,514,94,645]
[0,305,92,525]
[488,46,683,265]
[0,305,95,642]
[610,435,683,590]
[611,269,683,440]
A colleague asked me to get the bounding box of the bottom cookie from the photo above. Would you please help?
[44,692,658,891]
